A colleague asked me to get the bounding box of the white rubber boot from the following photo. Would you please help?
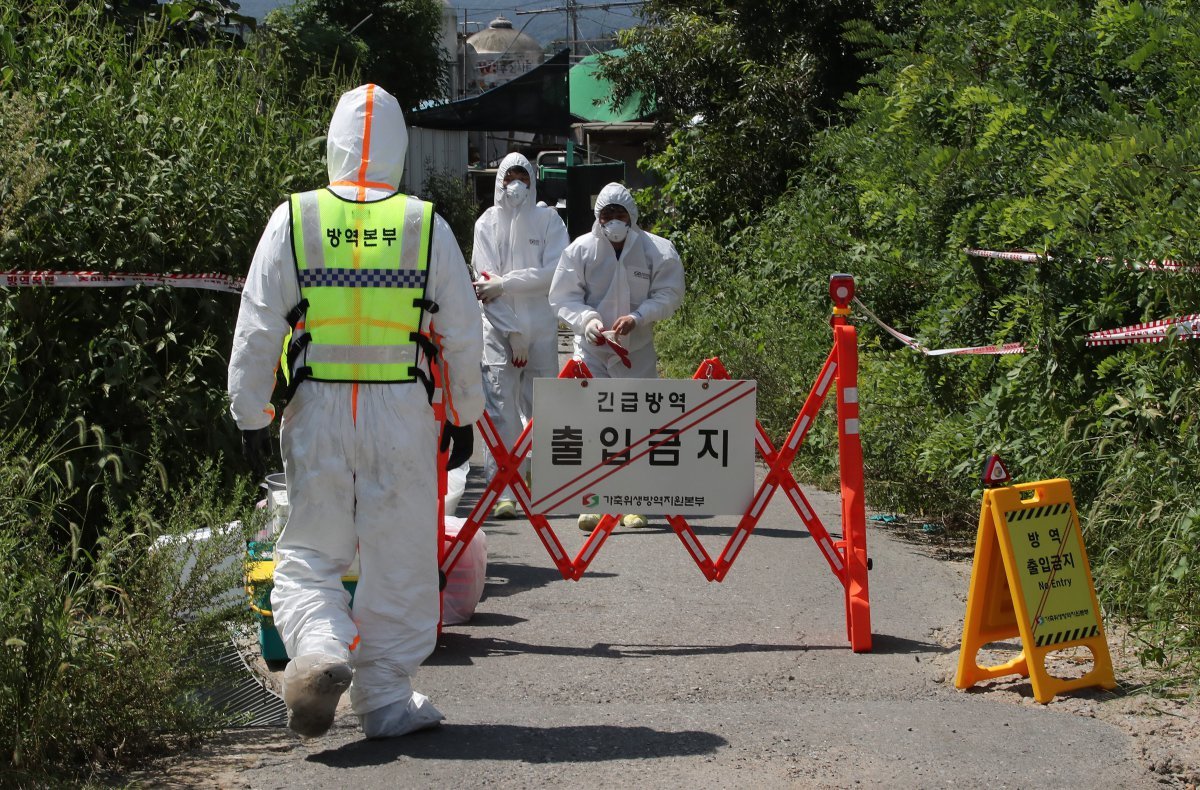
[359,692,445,739]
[283,653,353,738]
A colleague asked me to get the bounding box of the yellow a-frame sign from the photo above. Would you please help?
[956,478,1115,703]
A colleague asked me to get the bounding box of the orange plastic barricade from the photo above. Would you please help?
[441,367,577,581]
[440,274,872,651]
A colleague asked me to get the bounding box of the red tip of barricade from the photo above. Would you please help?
[559,358,593,379]
[692,357,730,380]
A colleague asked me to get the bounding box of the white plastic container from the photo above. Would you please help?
[442,516,487,625]
[264,472,289,540]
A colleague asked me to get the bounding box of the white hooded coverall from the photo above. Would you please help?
[473,152,569,496]
[227,85,483,732]
[549,183,685,378]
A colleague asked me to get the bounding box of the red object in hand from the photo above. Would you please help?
[602,334,632,368]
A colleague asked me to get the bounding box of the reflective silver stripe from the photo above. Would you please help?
[304,343,417,365]
[299,191,325,269]
[788,415,810,450]
[440,541,464,572]
[539,527,565,560]
[843,387,858,404]
[821,537,844,571]
[580,533,603,562]
[402,199,426,267]
[722,529,749,562]
[817,362,837,397]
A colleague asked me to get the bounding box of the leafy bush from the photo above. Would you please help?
[420,169,479,262]
[0,4,350,780]
[0,0,350,541]
[262,0,449,110]
[654,0,1200,675]
[606,0,886,228]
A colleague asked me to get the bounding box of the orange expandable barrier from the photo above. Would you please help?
[439,274,872,651]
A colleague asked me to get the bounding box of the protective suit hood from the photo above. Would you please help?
[326,84,407,191]
[493,152,538,207]
[593,182,638,226]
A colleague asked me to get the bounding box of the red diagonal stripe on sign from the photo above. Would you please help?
[532,381,756,514]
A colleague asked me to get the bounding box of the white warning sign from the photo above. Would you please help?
[530,378,756,516]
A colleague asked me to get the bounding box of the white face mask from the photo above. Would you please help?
[503,180,528,207]
[602,219,629,243]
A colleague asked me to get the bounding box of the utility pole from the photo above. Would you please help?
[569,0,580,59]
[515,1,643,62]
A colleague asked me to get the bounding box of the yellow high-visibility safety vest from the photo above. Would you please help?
[284,189,434,383]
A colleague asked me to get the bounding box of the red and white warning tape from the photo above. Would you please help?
[5,269,1194,351]
[2,270,244,293]
[853,298,1030,356]
[1084,313,1200,347]
[965,248,1200,273]
[854,298,1197,355]
[964,248,1050,263]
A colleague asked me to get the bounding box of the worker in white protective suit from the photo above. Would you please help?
[227,84,483,740]
[549,182,685,531]
[472,153,569,519]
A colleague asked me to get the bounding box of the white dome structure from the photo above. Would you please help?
[466,16,543,92]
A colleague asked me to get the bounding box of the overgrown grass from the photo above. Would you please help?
[0,2,352,783]
[0,423,260,785]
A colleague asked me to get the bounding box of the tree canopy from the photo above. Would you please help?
[264,0,449,110]
[603,0,888,226]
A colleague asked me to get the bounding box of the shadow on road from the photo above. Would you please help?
[481,561,617,599]
[628,522,814,541]
[869,633,956,655]
[426,632,840,665]
[305,723,727,767]
[451,611,527,627]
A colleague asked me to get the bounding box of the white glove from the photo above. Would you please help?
[508,331,529,368]
[584,318,605,345]
[474,275,504,303]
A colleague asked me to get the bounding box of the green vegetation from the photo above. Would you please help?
[622,0,1200,683]
[0,0,355,781]
[423,169,481,261]
[1,423,259,784]
[263,0,450,110]
[3,0,1198,781]
[1,0,346,528]
[609,0,885,226]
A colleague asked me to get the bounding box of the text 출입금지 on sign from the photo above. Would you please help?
[530,378,756,516]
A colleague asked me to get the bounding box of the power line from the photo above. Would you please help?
[514,0,642,58]
[515,1,642,12]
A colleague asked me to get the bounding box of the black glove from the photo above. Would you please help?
[439,423,474,471]
[241,427,270,480]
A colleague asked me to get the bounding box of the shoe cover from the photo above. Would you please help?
[493,499,517,519]
[283,653,353,738]
[577,513,601,532]
[358,692,445,739]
